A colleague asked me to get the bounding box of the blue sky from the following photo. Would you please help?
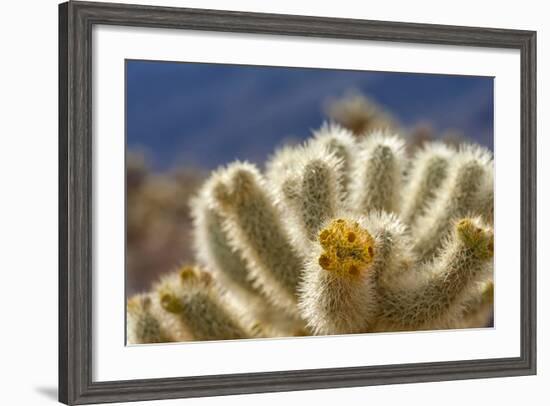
[126,60,493,171]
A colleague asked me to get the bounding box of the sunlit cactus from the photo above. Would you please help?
[307,123,358,193]
[374,217,493,331]
[399,142,454,225]
[299,217,378,335]
[190,189,259,298]
[349,133,405,214]
[128,123,494,343]
[266,136,345,252]
[190,188,305,337]
[198,162,304,313]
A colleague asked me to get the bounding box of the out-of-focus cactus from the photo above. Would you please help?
[325,92,470,158]
[127,123,493,343]
[126,151,205,295]
[325,91,397,135]
[127,294,172,344]
[143,265,258,342]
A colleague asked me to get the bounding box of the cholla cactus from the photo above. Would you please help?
[127,123,494,343]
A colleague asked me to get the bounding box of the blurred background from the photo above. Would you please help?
[126,60,494,296]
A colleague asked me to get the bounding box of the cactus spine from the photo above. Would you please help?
[128,123,494,343]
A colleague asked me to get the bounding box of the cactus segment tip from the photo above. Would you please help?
[178,264,213,286]
[127,294,151,313]
[160,292,183,314]
[158,265,216,314]
[456,218,494,259]
[317,218,375,278]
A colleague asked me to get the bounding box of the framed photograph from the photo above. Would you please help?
[59,1,536,404]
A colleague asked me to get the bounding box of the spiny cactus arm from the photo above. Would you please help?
[268,141,344,251]
[127,294,172,344]
[265,144,300,183]
[190,192,259,298]
[191,196,304,333]
[309,123,357,194]
[204,162,303,311]
[412,145,493,260]
[377,217,494,331]
[156,266,254,341]
[349,133,406,214]
[363,212,417,295]
[298,217,378,335]
[298,213,416,335]
[399,143,453,225]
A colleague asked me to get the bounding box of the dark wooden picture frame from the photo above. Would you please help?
[59,1,537,404]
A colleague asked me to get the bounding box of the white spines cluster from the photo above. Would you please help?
[309,123,357,193]
[399,143,454,225]
[128,123,494,342]
[349,132,406,214]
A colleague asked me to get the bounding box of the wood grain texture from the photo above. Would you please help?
[58,1,537,404]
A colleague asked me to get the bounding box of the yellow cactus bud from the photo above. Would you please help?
[317,218,375,278]
[179,265,197,283]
